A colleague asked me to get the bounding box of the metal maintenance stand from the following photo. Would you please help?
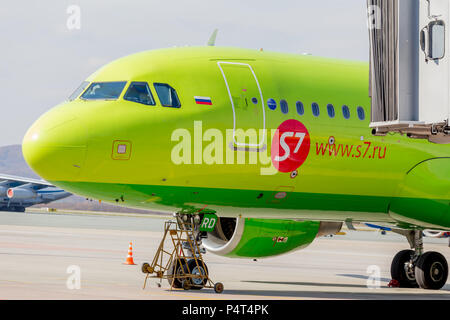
[141,216,224,293]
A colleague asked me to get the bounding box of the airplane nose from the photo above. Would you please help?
[22,106,88,182]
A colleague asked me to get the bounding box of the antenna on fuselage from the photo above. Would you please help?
[207,29,219,46]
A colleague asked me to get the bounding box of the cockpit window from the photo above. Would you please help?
[68,81,90,101]
[124,82,155,106]
[80,81,127,100]
[154,83,181,108]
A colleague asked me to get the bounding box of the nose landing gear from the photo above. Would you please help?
[391,230,449,290]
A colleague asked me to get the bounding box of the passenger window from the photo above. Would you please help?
[327,104,335,118]
[312,103,320,117]
[342,105,350,119]
[280,100,289,114]
[124,82,155,106]
[296,101,304,115]
[81,82,127,100]
[267,99,277,110]
[357,106,365,120]
[68,81,89,101]
[154,83,181,108]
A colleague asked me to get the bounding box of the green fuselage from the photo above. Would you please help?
[22,47,450,230]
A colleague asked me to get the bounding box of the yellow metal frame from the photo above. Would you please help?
[142,219,223,293]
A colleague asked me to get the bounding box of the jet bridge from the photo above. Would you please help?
[368,0,450,143]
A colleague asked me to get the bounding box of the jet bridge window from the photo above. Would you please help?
[81,82,127,100]
[421,20,446,61]
[429,21,445,60]
[68,81,90,101]
[154,83,181,108]
[124,82,155,106]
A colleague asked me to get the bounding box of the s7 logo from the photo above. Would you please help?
[274,132,306,162]
[271,120,311,173]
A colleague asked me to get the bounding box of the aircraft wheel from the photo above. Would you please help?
[391,250,418,288]
[187,259,208,290]
[167,259,187,289]
[415,251,448,290]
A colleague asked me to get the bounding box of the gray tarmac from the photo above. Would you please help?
[0,209,449,300]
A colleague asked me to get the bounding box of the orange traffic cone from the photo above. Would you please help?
[123,242,136,265]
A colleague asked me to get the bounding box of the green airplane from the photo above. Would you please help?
[22,46,450,290]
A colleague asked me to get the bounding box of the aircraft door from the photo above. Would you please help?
[218,62,266,151]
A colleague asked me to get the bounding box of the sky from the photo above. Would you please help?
[0,0,369,147]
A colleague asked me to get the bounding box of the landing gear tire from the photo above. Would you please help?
[167,259,187,289]
[187,259,208,290]
[391,250,418,288]
[415,251,448,290]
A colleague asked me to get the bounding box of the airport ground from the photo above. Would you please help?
[0,208,449,300]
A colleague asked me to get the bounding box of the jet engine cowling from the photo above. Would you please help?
[7,187,37,200]
[203,217,342,258]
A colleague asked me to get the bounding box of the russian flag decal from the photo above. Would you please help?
[195,96,213,105]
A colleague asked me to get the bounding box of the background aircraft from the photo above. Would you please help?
[0,174,71,212]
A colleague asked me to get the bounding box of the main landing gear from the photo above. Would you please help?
[391,230,448,290]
